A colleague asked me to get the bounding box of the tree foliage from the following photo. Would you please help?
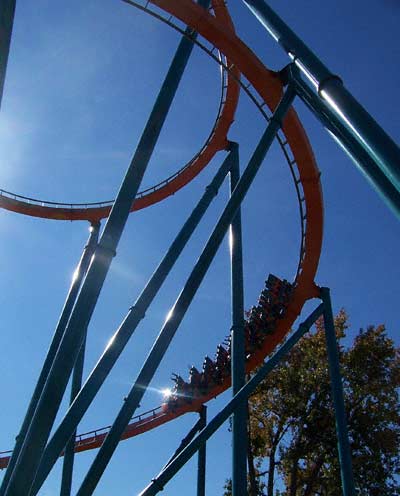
[224,312,400,495]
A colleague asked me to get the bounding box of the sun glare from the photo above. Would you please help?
[71,268,80,283]
[105,333,116,351]
[165,308,174,323]
[161,388,172,398]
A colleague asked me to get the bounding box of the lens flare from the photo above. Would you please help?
[161,388,172,398]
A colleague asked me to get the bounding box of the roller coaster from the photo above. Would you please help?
[0,1,399,495]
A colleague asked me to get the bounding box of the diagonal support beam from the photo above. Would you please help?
[242,0,400,195]
[0,0,16,108]
[163,406,207,472]
[288,67,400,220]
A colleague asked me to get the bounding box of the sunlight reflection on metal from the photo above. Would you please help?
[105,334,116,351]
[71,269,79,284]
[165,308,174,323]
[288,53,318,89]
[229,228,234,252]
[320,89,366,152]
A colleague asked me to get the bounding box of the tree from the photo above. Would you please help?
[223,312,400,495]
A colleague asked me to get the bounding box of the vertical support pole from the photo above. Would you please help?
[196,406,207,496]
[60,240,99,496]
[60,343,86,496]
[320,287,355,496]
[229,145,247,496]
[0,221,100,496]
[0,0,16,108]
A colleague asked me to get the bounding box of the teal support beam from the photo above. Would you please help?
[60,225,102,496]
[229,146,247,496]
[196,406,207,496]
[73,86,296,496]
[242,0,400,194]
[4,2,206,493]
[321,288,355,496]
[289,68,400,220]
[162,408,207,471]
[158,407,207,495]
[139,303,325,496]
[0,0,16,108]
[60,323,90,496]
[0,222,99,496]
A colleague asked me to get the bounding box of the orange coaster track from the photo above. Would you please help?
[0,0,323,471]
[0,1,240,221]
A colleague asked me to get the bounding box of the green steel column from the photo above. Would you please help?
[289,70,400,220]
[321,288,355,496]
[0,0,16,107]
[163,410,207,470]
[138,303,325,496]
[229,146,247,496]
[60,272,96,496]
[0,222,99,496]
[60,222,101,495]
[242,0,400,194]
[196,406,207,496]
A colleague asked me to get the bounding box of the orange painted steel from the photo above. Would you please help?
[0,0,324,469]
[0,405,198,469]
[146,0,323,313]
[0,0,240,222]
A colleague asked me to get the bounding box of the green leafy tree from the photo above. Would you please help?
[224,312,400,495]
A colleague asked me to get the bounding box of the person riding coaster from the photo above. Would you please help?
[164,276,295,410]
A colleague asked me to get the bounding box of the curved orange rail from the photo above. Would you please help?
[0,406,196,469]
[0,0,240,222]
[0,0,324,470]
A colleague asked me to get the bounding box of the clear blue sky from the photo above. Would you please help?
[0,0,399,494]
